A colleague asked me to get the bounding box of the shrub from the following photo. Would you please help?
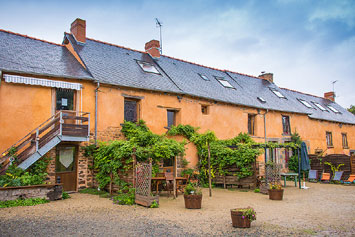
[62,192,70,200]
[79,188,108,196]
[0,198,49,208]
[150,200,159,208]
[112,188,135,205]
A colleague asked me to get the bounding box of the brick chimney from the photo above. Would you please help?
[324,91,335,102]
[145,40,160,58]
[258,72,273,83]
[70,18,86,44]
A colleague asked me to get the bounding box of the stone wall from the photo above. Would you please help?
[0,184,62,201]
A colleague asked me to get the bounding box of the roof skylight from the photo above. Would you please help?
[257,97,266,103]
[199,74,209,81]
[270,88,285,98]
[313,102,327,111]
[215,77,234,88]
[327,105,340,113]
[298,99,313,108]
[137,61,160,74]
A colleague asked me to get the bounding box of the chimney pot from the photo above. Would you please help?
[258,72,273,83]
[145,40,160,58]
[324,91,335,102]
[70,18,86,44]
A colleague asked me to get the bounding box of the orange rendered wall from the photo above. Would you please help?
[1,76,354,168]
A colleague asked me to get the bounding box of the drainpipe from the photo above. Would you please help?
[263,109,269,163]
[94,81,100,146]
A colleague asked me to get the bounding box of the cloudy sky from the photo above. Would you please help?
[1,0,354,108]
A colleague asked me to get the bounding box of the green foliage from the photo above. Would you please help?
[181,168,194,178]
[62,192,70,199]
[167,124,199,140]
[0,198,49,208]
[150,200,159,208]
[0,156,51,187]
[82,144,97,158]
[112,188,135,205]
[79,188,108,196]
[87,120,185,189]
[348,105,355,115]
[254,188,260,193]
[184,182,202,195]
[324,162,344,177]
[288,155,299,173]
[232,207,256,222]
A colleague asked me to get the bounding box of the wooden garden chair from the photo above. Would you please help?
[320,172,331,183]
[164,171,174,197]
[332,171,343,183]
[341,174,355,185]
[177,174,189,194]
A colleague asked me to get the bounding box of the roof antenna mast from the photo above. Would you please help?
[155,18,163,54]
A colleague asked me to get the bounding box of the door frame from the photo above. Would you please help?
[55,143,79,192]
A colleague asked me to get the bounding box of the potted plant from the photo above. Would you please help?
[184,182,202,209]
[268,182,284,200]
[231,207,256,228]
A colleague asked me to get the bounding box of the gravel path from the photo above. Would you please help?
[0,182,354,236]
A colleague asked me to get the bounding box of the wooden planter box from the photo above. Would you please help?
[184,194,202,209]
[231,209,251,228]
[0,184,63,201]
[135,194,159,207]
[268,189,284,200]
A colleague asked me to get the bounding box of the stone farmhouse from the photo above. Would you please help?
[0,18,354,191]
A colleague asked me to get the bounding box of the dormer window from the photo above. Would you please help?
[215,76,234,88]
[257,97,266,103]
[198,74,209,81]
[137,61,160,74]
[298,99,313,108]
[313,102,327,111]
[327,105,340,113]
[270,88,285,98]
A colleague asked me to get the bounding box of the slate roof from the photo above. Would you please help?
[1,29,354,125]
[0,30,92,80]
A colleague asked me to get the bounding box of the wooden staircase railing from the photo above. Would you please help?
[0,111,90,174]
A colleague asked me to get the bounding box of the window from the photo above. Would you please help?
[298,99,313,108]
[327,105,340,113]
[215,76,234,88]
[282,115,291,135]
[326,132,333,147]
[198,74,209,81]
[167,110,176,128]
[313,102,327,111]
[248,114,256,135]
[137,61,160,74]
[56,88,75,111]
[201,105,209,115]
[124,99,138,122]
[56,146,76,172]
[270,88,285,98]
[342,133,348,148]
[257,97,266,103]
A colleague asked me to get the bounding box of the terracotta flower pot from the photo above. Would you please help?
[184,194,202,209]
[268,189,284,200]
[231,209,251,228]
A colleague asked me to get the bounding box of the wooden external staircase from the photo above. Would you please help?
[0,111,90,174]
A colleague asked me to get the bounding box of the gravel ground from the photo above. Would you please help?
[0,182,354,236]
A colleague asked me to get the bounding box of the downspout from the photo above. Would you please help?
[95,81,100,146]
[263,109,269,163]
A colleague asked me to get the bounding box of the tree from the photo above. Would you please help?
[348,105,355,115]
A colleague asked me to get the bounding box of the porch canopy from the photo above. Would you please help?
[4,74,82,90]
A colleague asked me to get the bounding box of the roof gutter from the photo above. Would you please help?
[95,80,100,145]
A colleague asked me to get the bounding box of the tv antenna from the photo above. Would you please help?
[155,18,163,54]
[331,80,338,93]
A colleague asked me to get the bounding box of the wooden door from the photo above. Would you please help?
[56,146,77,191]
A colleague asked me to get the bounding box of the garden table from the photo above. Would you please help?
[280,173,298,187]
[151,176,187,194]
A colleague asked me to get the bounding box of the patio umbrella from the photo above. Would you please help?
[300,142,310,189]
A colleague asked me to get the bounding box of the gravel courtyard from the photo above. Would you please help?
[0,182,354,236]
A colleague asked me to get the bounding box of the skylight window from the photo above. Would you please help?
[270,88,285,98]
[327,105,340,113]
[313,102,327,111]
[137,61,160,74]
[257,97,266,103]
[198,74,209,81]
[298,99,313,108]
[215,77,234,88]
